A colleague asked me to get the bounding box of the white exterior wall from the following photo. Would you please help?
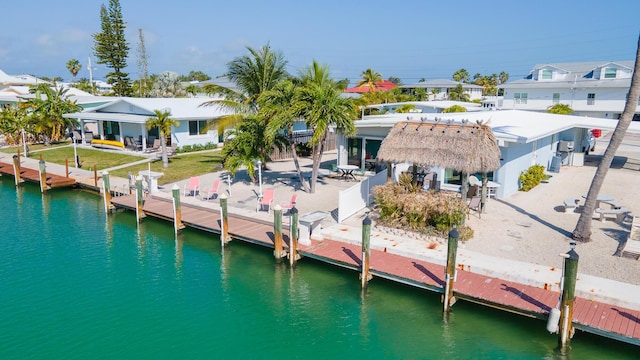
[172,121,219,147]
[502,87,639,115]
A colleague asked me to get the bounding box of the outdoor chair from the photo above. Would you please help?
[183,176,200,197]
[145,138,161,153]
[200,180,220,201]
[83,131,93,144]
[468,196,481,219]
[257,189,275,213]
[280,193,298,213]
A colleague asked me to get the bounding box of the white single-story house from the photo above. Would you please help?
[63,97,233,150]
[337,109,640,198]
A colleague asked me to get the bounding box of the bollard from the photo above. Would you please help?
[558,242,579,350]
[65,158,69,177]
[443,226,459,313]
[12,154,21,186]
[135,175,145,222]
[219,194,230,245]
[94,165,98,187]
[171,184,184,234]
[361,213,372,288]
[288,206,300,266]
[38,159,47,193]
[273,205,286,259]
[102,171,112,213]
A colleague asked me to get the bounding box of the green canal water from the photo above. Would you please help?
[0,179,636,359]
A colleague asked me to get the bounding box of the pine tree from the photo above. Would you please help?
[92,0,132,96]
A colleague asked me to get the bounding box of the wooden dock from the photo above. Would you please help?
[0,161,76,189]
[111,194,640,346]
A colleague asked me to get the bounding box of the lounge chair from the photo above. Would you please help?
[468,196,481,219]
[145,138,161,153]
[280,193,298,213]
[201,180,220,201]
[183,176,200,196]
[83,131,93,144]
[257,189,275,213]
[619,216,640,259]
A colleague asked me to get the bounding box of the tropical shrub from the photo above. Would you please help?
[518,164,546,191]
[176,142,219,154]
[372,182,472,240]
[442,105,467,113]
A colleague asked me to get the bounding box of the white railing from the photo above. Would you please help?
[337,170,387,223]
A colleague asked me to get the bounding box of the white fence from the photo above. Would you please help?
[337,171,387,223]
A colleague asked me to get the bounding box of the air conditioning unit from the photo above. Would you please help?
[558,141,574,152]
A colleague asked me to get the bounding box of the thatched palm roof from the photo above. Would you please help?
[376,119,501,173]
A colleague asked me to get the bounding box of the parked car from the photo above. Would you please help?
[585,131,596,154]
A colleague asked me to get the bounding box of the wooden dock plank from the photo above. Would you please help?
[105,191,640,345]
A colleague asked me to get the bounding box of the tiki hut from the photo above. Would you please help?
[376,118,501,206]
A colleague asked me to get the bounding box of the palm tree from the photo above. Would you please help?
[573,34,640,242]
[358,68,382,92]
[146,109,179,168]
[222,115,287,181]
[297,82,357,193]
[200,43,289,128]
[452,68,470,83]
[447,84,469,101]
[26,83,81,143]
[66,59,82,83]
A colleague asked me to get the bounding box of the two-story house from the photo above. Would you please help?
[499,61,639,120]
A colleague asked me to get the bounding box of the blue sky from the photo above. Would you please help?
[1,0,638,86]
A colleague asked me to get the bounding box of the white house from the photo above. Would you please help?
[399,79,484,101]
[63,97,233,151]
[499,61,640,119]
[337,110,640,198]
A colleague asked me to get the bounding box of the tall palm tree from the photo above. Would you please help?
[573,34,640,242]
[146,109,179,168]
[358,68,382,92]
[200,43,289,130]
[297,82,357,193]
[260,80,309,189]
[66,59,82,83]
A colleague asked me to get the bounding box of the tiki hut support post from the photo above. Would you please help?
[411,163,418,187]
[460,173,469,201]
[481,172,488,213]
[386,161,392,183]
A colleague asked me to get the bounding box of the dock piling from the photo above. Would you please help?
[135,176,145,221]
[171,184,184,234]
[12,154,21,186]
[38,159,47,193]
[288,206,300,266]
[220,194,230,245]
[443,227,459,313]
[102,171,112,213]
[558,242,579,351]
[361,213,372,288]
[273,205,286,259]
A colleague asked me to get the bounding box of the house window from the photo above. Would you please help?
[604,67,617,79]
[514,93,528,104]
[541,69,553,80]
[552,93,560,104]
[189,120,208,135]
[587,93,596,105]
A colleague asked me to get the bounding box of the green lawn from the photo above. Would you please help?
[0,142,69,154]
[33,146,145,172]
[109,151,225,184]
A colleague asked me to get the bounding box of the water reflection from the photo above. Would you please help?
[174,233,184,276]
[136,221,147,261]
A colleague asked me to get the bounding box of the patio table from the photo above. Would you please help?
[582,194,614,209]
[337,164,358,181]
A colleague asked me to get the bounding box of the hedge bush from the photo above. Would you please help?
[177,142,219,154]
[372,182,473,240]
[518,164,546,191]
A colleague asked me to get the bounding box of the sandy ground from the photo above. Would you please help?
[462,131,640,285]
